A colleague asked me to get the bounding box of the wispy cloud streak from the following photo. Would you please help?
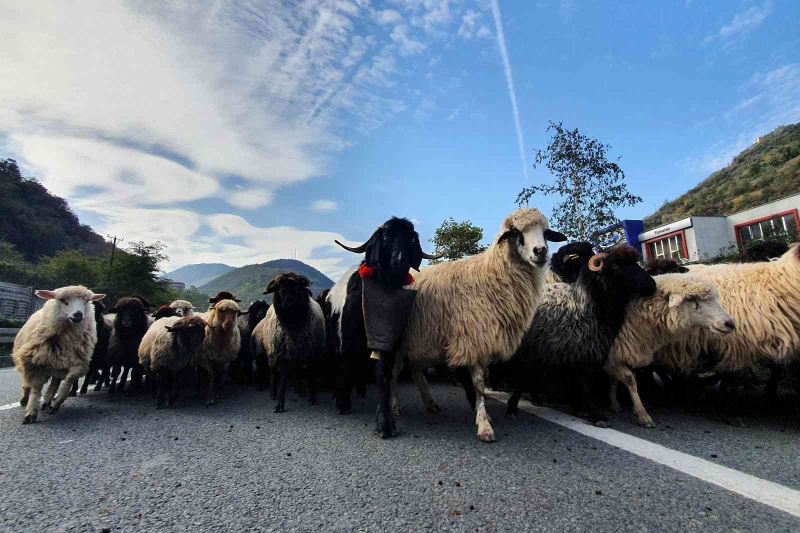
[490,0,528,181]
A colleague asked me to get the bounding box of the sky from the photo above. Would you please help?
[1,0,799,280]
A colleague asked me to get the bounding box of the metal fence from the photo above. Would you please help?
[0,281,42,321]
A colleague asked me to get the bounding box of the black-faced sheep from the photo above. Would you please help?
[194,298,241,405]
[106,297,151,395]
[329,217,441,428]
[605,274,735,427]
[547,241,596,283]
[396,208,566,441]
[153,305,179,320]
[13,286,105,423]
[643,258,689,276]
[252,273,326,413]
[506,245,657,426]
[78,301,112,395]
[231,300,270,384]
[138,315,207,408]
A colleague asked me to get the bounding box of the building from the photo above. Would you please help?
[160,279,186,291]
[638,192,800,262]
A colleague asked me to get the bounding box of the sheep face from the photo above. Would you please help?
[108,297,149,330]
[499,224,566,269]
[153,306,178,320]
[209,300,240,334]
[668,291,735,335]
[550,241,595,283]
[591,246,657,298]
[169,300,194,317]
[335,217,440,285]
[265,273,312,328]
[246,300,270,331]
[35,286,105,324]
[165,317,207,355]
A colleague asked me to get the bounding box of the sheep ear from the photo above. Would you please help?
[668,293,683,308]
[544,229,567,242]
[35,290,57,300]
[264,279,278,294]
[498,227,522,245]
[678,266,689,273]
[91,293,106,302]
[164,325,174,332]
[364,228,383,266]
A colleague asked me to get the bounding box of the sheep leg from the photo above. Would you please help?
[41,378,61,411]
[411,366,440,413]
[94,364,108,391]
[608,364,655,428]
[471,365,495,442]
[79,369,91,395]
[270,366,280,401]
[20,386,30,407]
[274,363,290,413]
[307,360,318,406]
[49,369,82,413]
[390,355,402,416]
[156,369,169,409]
[334,353,355,415]
[204,366,217,406]
[374,351,397,438]
[454,367,477,410]
[505,356,529,418]
[107,364,122,395]
[23,379,46,424]
[766,365,782,406]
[255,354,270,392]
[608,379,621,413]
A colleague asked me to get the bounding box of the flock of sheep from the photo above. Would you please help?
[10,207,800,444]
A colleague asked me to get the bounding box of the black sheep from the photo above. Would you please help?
[549,241,596,283]
[232,299,270,385]
[77,301,113,394]
[106,297,150,395]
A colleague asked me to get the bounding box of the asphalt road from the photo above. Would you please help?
[1,369,799,532]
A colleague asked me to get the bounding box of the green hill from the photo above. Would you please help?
[165,263,234,288]
[0,159,110,261]
[645,123,800,229]
[197,259,334,305]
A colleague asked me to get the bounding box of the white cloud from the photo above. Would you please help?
[0,0,466,278]
[311,199,339,212]
[458,9,491,39]
[703,2,772,48]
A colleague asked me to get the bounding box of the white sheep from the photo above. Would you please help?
[12,286,105,424]
[605,274,735,427]
[169,299,194,317]
[193,299,241,405]
[396,208,566,441]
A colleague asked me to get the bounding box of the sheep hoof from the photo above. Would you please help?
[426,402,442,413]
[22,414,37,424]
[505,412,517,420]
[41,401,51,411]
[274,405,285,413]
[19,397,28,407]
[638,418,656,429]
[477,429,496,443]
[337,407,352,415]
[609,403,621,414]
[726,417,747,428]
[593,419,609,428]
[47,405,60,415]
[206,400,216,407]
[392,405,402,416]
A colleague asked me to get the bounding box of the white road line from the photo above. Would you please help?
[487,390,800,519]
[0,378,133,411]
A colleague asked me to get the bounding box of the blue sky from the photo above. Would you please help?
[1,0,798,279]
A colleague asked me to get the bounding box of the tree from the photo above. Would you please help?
[517,121,641,243]
[101,241,173,304]
[428,218,487,264]
[38,250,102,288]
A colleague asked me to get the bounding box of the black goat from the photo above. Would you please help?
[331,217,440,439]
[107,297,150,395]
[507,245,657,426]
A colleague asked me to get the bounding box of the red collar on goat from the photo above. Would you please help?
[358,264,414,285]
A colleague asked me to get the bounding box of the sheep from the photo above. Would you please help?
[231,299,270,384]
[547,241,596,283]
[138,315,207,408]
[643,258,689,276]
[193,298,241,405]
[252,273,326,413]
[208,291,241,308]
[12,286,105,424]
[77,301,112,395]
[395,208,566,441]
[505,245,657,426]
[169,299,194,317]
[605,274,736,427]
[106,297,151,395]
[329,217,441,418]
[153,305,179,320]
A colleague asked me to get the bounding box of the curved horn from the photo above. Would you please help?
[563,253,580,264]
[419,250,444,260]
[334,239,368,254]
[588,253,609,272]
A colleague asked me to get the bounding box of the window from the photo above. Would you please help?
[647,233,685,260]
[737,211,798,244]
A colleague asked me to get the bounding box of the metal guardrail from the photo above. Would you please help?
[0,328,21,345]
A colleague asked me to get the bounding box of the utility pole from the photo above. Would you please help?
[106,235,120,288]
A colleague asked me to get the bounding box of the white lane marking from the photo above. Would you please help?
[0,378,133,411]
[486,391,800,519]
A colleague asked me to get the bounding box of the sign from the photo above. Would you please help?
[638,217,693,242]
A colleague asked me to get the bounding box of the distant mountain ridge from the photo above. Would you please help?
[164,263,234,288]
[195,259,334,305]
[645,123,800,229]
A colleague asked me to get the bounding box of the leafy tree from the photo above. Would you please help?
[517,121,641,243]
[100,241,173,304]
[38,250,102,288]
[428,218,487,264]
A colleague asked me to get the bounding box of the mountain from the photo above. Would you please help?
[164,263,234,288]
[0,158,110,261]
[196,259,335,305]
[645,124,800,229]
